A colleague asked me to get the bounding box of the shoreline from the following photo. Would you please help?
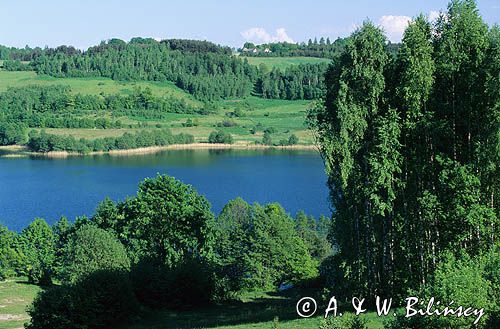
[0,143,319,158]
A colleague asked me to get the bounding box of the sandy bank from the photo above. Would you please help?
[0,143,319,158]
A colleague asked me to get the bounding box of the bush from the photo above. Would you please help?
[27,270,139,329]
[208,130,234,144]
[386,252,495,328]
[0,122,28,145]
[216,119,237,127]
[181,118,198,127]
[131,257,216,309]
[319,313,368,329]
[262,131,272,145]
[264,127,277,134]
[288,134,299,145]
[58,224,130,283]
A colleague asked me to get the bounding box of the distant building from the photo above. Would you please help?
[241,47,271,54]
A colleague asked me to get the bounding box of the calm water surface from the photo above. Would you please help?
[0,149,330,231]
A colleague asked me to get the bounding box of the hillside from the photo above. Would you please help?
[242,56,331,70]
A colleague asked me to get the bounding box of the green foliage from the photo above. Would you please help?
[262,131,273,145]
[240,36,349,59]
[26,270,139,329]
[114,175,215,266]
[295,211,331,260]
[319,313,368,329]
[2,59,32,71]
[288,134,299,145]
[91,197,121,231]
[208,130,234,144]
[27,128,194,153]
[2,39,332,101]
[387,251,498,329]
[428,253,491,328]
[30,39,256,101]
[215,199,318,291]
[58,224,130,283]
[0,121,28,145]
[131,257,217,309]
[0,85,198,133]
[310,1,498,298]
[16,218,56,285]
[0,225,22,280]
[256,63,328,100]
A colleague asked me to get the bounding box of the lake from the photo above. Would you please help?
[0,149,331,231]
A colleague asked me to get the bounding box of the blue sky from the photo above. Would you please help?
[0,0,498,49]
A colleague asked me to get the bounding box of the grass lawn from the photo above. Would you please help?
[241,57,331,70]
[0,278,41,329]
[0,70,200,106]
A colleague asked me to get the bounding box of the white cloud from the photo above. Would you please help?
[241,27,294,44]
[378,15,412,42]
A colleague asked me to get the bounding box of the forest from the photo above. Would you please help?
[309,0,498,327]
[1,39,328,101]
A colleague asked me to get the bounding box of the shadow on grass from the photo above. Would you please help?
[124,288,323,329]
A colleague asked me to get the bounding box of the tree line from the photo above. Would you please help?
[241,37,400,59]
[0,175,331,328]
[0,85,201,146]
[241,37,348,58]
[1,39,331,101]
[27,129,194,153]
[309,1,498,327]
[256,63,328,100]
[29,39,256,101]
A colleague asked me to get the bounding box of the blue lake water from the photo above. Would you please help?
[0,149,331,231]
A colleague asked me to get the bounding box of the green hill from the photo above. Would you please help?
[242,56,331,70]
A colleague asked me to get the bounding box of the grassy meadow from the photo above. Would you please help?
[0,69,316,146]
[32,97,315,144]
[241,56,331,70]
[0,279,41,329]
[0,70,200,105]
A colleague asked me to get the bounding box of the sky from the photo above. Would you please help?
[0,0,498,50]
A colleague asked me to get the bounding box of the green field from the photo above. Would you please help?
[242,56,331,70]
[0,69,315,146]
[0,70,200,105]
[0,279,41,329]
[0,279,386,329]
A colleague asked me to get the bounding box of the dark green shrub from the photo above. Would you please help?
[319,313,368,329]
[264,127,277,133]
[208,130,234,144]
[288,134,299,145]
[262,131,272,145]
[27,270,139,329]
[386,252,495,329]
[131,257,216,309]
